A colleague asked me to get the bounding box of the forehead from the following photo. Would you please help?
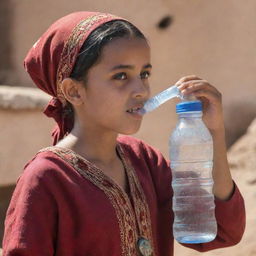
[99,37,151,67]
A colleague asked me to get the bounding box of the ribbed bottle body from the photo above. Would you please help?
[169,111,217,244]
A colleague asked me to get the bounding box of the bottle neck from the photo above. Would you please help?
[177,111,202,118]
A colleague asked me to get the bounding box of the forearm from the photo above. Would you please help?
[211,127,234,200]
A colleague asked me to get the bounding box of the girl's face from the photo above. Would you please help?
[79,37,151,136]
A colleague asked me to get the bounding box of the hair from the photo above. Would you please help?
[69,19,147,83]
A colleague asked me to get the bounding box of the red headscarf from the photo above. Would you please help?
[24,12,124,145]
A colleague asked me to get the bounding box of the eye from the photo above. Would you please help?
[112,72,127,80]
[140,71,151,79]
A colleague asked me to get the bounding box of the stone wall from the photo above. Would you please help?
[0,0,13,85]
[0,185,15,249]
[0,86,53,186]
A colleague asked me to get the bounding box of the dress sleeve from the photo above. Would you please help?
[182,182,246,252]
[2,157,57,256]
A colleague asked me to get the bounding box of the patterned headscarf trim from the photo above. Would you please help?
[24,12,125,145]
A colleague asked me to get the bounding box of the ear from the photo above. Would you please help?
[60,78,85,106]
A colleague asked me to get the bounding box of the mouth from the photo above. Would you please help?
[126,105,144,118]
[126,107,142,114]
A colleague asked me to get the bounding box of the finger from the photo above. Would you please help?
[180,82,219,95]
[189,88,222,104]
[177,80,209,91]
[175,75,203,86]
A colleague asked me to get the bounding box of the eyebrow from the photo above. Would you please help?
[110,63,152,71]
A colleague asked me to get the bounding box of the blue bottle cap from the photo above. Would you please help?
[176,100,202,113]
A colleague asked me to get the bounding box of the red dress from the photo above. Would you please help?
[3,136,245,256]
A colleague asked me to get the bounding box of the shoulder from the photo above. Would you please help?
[23,148,65,173]
[18,148,76,187]
[117,135,154,155]
[117,135,168,166]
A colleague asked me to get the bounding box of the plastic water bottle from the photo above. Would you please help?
[169,100,217,244]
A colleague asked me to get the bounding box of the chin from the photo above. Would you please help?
[119,125,141,135]
[122,130,139,136]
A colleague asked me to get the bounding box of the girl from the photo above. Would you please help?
[3,12,245,256]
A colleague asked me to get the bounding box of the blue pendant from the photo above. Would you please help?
[137,237,152,256]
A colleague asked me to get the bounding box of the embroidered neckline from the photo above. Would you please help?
[38,143,155,255]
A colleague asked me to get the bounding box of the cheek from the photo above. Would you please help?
[85,78,128,111]
[88,92,122,115]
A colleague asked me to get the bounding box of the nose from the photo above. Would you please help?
[132,79,150,100]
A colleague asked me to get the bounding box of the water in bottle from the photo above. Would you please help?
[169,100,217,244]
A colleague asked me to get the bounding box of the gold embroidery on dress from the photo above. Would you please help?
[38,144,156,255]
[118,145,155,256]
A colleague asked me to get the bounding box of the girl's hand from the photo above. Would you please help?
[175,75,225,134]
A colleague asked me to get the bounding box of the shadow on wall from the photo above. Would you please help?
[0,185,15,247]
[0,0,14,85]
[225,100,256,148]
